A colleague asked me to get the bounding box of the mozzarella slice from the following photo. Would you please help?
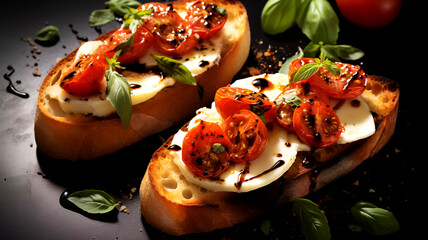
[333,97,376,144]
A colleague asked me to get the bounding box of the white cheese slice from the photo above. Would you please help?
[333,97,376,144]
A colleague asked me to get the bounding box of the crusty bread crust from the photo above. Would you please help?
[139,75,399,235]
[34,0,250,160]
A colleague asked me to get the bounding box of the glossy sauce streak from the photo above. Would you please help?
[3,65,29,98]
[168,144,182,151]
[235,160,285,190]
[252,76,274,92]
[130,84,142,90]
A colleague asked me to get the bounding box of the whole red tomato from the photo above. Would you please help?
[336,0,401,28]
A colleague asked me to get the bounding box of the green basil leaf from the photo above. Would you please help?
[105,69,132,129]
[261,0,297,35]
[276,93,303,108]
[351,202,400,235]
[293,198,331,240]
[322,60,340,76]
[105,0,142,17]
[34,25,60,46]
[67,189,118,214]
[303,41,322,58]
[152,54,197,86]
[321,44,365,61]
[296,0,339,44]
[260,219,271,236]
[89,9,115,27]
[290,62,320,83]
[215,6,228,16]
[211,143,226,153]
[113,34,134,53]
[279,47,304,75]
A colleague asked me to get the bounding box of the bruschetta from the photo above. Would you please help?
[139,58,399,235]
[34,0,250,160]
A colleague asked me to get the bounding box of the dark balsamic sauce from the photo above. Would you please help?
[168,144,182,151]
[199,60,209,67]
[129,84,142,90]
[69,24,88,42]
[3,65,29,98]
[234,160,286,190]
[252,77,273,92]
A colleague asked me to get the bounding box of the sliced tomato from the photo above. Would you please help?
[101,27,153,65]
[139,2,198,56]
[60,56,106,97]
[182,120,231,178]
[293,100,343,148]
[274,80,329,132]
[185,1,228,40]
[223,109,268,162]
[310,62,367,99]
[214,86,275,124]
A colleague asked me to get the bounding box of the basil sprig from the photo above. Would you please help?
[290,53,340,83]
[152,54,197,86]
[304,41,364,62]
[89,0,142,27]
[67,189,118,214]
[123,7,153,33]
[293,198,331,240]
[351,202,400,235]
[104,50,132,130]
[261,0,338,44]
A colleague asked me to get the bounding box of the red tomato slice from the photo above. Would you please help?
[293,100,343,148]
[60,56,106,97]
[223,109,268,162]
[139,2,198,56]
[274,80,329,132]
[214,86,275,123]
[310,62,367,99]
[185,1,228,40]
[182,120,231,178]
[102,27,153,65]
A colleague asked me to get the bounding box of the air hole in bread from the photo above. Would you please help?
[50,70,62,86]
[46,96,67,117]
[162,178,178,190]
[182,189,193,199]
[161,172,169,178]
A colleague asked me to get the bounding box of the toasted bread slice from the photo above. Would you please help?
[34,0,250,160]
[139,75,399,235]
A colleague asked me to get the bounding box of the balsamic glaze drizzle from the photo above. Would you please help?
[3,65,29,98]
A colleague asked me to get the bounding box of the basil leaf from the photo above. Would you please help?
[351,202,400,235]
[215,6,228,16]
[296,0,339,44]
[113,34,134,53]
[321,44,365,61]
[261,0,297,35]
[89,9,115,27]
[260,219,271,236]
[303,41,322,58]
[322,60,340,76]
[67,189,118,214]
[293,198,331,240]
[276,93,303,108]
[290,62,320,83]
[279,47,304,75]
[211,143,225,153]
[34,25,60,46]
[105,69,132,129]
[105,0,142,17]
[152,54,197,86]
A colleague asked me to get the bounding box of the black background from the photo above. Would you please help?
[0,0,420,239]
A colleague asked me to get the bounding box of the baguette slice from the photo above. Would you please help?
[34,0,250,160]
[139,75,399,236]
